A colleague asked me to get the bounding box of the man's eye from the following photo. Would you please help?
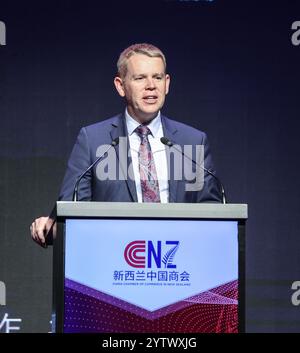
[156,76,163,80]
[135,77,143,80]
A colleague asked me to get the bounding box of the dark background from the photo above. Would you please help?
[1,0,300,332]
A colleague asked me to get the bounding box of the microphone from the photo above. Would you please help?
[72,137,119,201]
[160,137,226,204]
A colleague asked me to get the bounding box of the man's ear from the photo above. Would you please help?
[114,76,125,97]
[165,74,170,95]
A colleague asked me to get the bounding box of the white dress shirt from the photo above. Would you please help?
[125,109,169,203]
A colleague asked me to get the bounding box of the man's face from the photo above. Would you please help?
[114,53,170,124]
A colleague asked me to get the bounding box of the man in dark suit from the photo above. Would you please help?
[31,43,222,246]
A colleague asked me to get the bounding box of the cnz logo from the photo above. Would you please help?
[124,241,179,269]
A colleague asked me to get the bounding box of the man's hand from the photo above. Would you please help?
[30,217,50,248]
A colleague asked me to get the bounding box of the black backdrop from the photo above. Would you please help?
[1,0,300,332]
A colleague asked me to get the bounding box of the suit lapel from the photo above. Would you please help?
[161,115,179,203]
[110,115,138,202]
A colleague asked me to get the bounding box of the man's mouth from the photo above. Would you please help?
[143,95,158,103]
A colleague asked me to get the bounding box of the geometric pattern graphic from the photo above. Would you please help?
[64,278,238,333]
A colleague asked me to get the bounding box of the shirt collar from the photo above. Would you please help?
[125,108,161,138]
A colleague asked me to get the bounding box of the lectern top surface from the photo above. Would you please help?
[56,202,248,220]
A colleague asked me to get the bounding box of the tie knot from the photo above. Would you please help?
[135,125,151,139]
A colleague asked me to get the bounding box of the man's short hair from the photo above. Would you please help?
[117,43,167,78]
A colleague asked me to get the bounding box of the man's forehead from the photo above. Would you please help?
[127,54,164,67]
[126,54,165,74]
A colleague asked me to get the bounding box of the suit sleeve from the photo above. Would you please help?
[58,127,93,201]
[198,132,223,203]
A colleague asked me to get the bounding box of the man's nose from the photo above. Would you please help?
[145,77,156,89]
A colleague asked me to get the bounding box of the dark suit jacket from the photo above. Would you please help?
[58,114,222,203]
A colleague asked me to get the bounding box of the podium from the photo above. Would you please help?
[52,202,247,333]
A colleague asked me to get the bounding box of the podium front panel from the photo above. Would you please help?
[62,218,239,333]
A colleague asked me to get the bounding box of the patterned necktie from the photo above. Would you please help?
[135,125,161,203]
